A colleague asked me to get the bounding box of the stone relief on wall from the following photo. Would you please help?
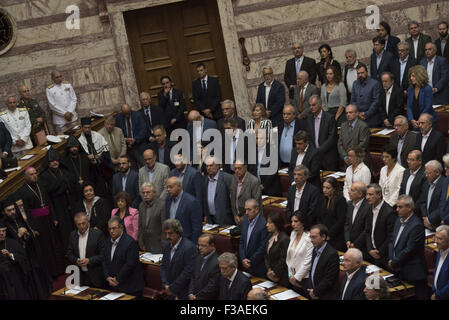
[0,8,17,56]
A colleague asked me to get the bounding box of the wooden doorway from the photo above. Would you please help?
[124,0,233,109]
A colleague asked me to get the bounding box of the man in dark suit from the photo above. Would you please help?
[256,66,286,127]
[370,36,395,81]
[286,165,320,224]
[337,105,371,165]
[115,103,147,167]
[278,104,303,168]
[289,130,320,188]
[431,225,449,300]
[388,115,417,168]
[102,216,145,297]
[112,155,140,208]
[67,212,105,288]
[186,110,217,162]
[292,71,320,119]
[138,182,166,254]
[420,42,449,105]
[393,42,417,94]
[305,95,338,170]
[377,72,404,128]
[435,21,449,61]
[439,158,449,225]
[170,154,202,203]
[221,118,250,174]
[350,64,381,127]
[192,63,222,120]
[378,21,401,58]
[418,160,444,230]
[148,125,176,169]
[365,183,396,269]
[138,92,166,145]
[344,182,370,252]
[388,195,428,300]
[343,49,360,102]
[165,177,202,242]
[216,99,245,134]
[339,248,367,300]
[188,233,220,300]
[157,75,187,134]
[307,224,340,300]
[284,42,317,100]
[406,21,432,62]
[160,219,198,300]
[203,156,234,226]
[399,150,426,206]
[415,113,446,164]
[218,252,252,300]
[239,199,268,278]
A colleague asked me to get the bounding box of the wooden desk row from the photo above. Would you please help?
[52,287,135,300]
[0,114,111,199]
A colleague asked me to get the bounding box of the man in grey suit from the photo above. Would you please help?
[388,115,417,169]
[203,156,234,226]
[138,182,166,253]
[229,160,262,224]
[293,71,320,119]
[338,105,371,166]
[138,149,170,200]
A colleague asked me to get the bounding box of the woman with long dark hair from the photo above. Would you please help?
[316,44,341,86]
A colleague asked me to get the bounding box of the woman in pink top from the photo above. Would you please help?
[111,191,139,241]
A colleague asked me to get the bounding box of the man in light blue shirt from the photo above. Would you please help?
[279,105,297,167]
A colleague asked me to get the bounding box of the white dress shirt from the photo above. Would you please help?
[405,167,421,195]
[351,199,363,224]
[426,56,435,87]
[413,36,419,59]
[264,81,272,107]
[295,145,309,166]
[434,248,449,290]
[346,61,359,93]
[371,200,384,249]
[385,86,393,115]
[393,214,413,248]
[421,129,432,151]
[110,234,123,261]
[294,183,306,211]
[78,228,90,271]
[341,267,361,300]
[343,162,372,201]
[399,56,409,87]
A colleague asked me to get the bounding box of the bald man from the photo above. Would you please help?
[186,110,217,161]
[399,150,426,206]
[138,91,166,144]
[115,103,147,167]
[284,42,317,100]
[17,85,47,142]
[138,148,170,200]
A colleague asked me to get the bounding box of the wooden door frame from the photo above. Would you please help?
[107,0,251,120]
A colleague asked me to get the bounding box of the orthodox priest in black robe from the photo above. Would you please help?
[1,197,52,299]
[40,147,75,252]
[0,219,31,299]
[17,166,62,278]
[60,135,98,205]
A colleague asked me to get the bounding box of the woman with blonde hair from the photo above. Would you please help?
[247,103,273,142]
[406,65,435,128]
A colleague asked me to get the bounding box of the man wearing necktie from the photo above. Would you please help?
[192,63,222,120]
[293,71,320,119]
[388,195,428,300]
[138,92,165,145]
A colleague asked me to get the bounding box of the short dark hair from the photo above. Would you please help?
[439,21,449,28]
[81,182,95,198]
[381,71,394,81]
[356,63,368,72]
[379,21,391,35]
[119,155,131,162]
[160,75,172,83]
[114,191,131,207]
[223,118,238,128]
[383,144,398,160]
[292,210,310,231]
[294,130,309,143]
[373,36,386,45]
[153,124,166,134]
[267,211,285,233]
[310,224,329,238]
[196,63,206,69]
[199,233,215,245]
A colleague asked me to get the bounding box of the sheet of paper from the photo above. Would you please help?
[365,265,381,274]
[278,168,288,174]
[90,111,105,117]
[4,166,21,173]
[256,280,277,288]
[0,179,3,184]
[72,125,81,130]
[65,286,89,295]
[327,174,341,179]
[140,253,163,263]
[279,200,287,207]
[334,172,346,177]
[203,224,219,231]
[100,292,125,300]
[271,289,301,300]
[20,154,35,160]
[241,271,252,278]
[42,145,51,150]
[262,195,269,200]
[57,135,69,139]
[432,105,442,109]
[376,128,395,136]
[425,229,436,237]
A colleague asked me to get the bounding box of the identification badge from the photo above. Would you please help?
[174,101,180,107]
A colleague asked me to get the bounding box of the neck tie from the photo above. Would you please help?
[126,117,132,138]
[145,109,153,134]
[299,87,304,113]
[296,59,300,75]
[202,79,207,92]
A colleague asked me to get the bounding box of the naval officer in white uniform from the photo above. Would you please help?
[46,70,78,134]
[0,96,33,157]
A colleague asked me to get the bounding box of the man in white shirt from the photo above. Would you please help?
[340,248,367,300]
[432,225,449,300]
[399,150,426,204]
[0,96,33,156]
[419,160,444,230]
[416,113,446,164]
[46,70,77,134]
[345,182,370,251]
[344,49,359,102]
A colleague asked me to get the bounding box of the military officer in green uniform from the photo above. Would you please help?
[17,85,47,146]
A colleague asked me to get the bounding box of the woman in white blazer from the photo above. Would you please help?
[343,146,372,201]
[286,210,314,295]
[379,145,405,207]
